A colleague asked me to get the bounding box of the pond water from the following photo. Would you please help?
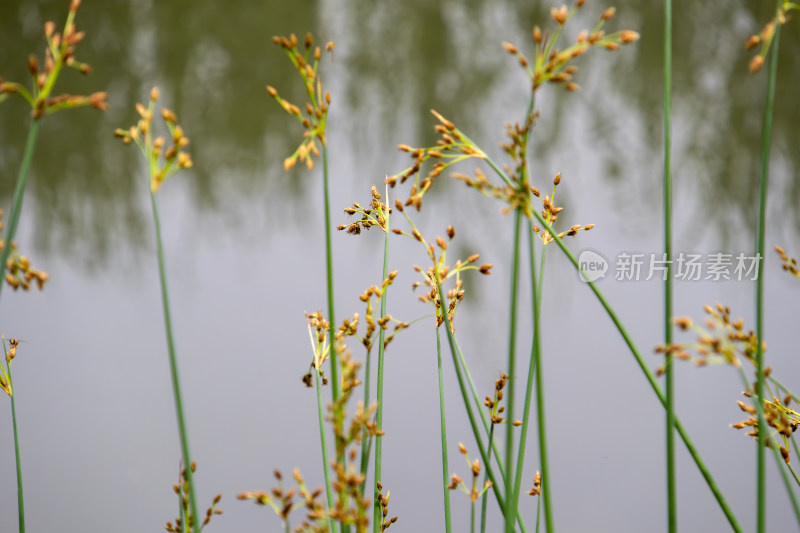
[1,1,799,531]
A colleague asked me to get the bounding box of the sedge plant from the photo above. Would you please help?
[114,88,200,533]
[0,2,105,531]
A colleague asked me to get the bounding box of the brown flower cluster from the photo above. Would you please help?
[0,0,107,118]
[448,443,492,502]
[1,337,21,397]
[485,372,520,426]
[385,109,487,211]
[745,2,796,73]
[656,303,763,372]
[376,481,398,531]
[114,87,193,193]
[165,462,222,532]
[391,218,490,331]
[338,186,393,235]
[528,471,542,497]
[775,245,800,280]
[733,393,799,464]
[238,469,327,532]
[267,33,334,171]
[503,2,639,93]
[0,216,48,291]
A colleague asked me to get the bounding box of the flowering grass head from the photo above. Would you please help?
[0,0,107,118]
[503,2,639,93]
[745,2,797,73]
[114,87,193,193]
[267,33,334,171]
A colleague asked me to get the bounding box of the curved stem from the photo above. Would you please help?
[536,218,743,532]
[435,279,528,533]
[0,120,40,302]
[149,191,200,533]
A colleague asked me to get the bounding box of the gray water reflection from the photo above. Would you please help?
[1,1,799,532]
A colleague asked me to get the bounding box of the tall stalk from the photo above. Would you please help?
[372,207,391,532]
[149,191,201,533]
[314,369,338,533]
[536,220,743,532]
[504,209,522,533]
[435,328,453,533]
[0,122,39,533]
[754,7,781,532]
[662,0,677,530]
[0,122,40,302]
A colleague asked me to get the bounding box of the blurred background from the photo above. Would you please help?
[1,0,799,531]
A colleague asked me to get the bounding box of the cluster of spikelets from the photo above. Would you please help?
[485,372,521,427]
[502,2,639,93]
[0,337,21,397]
[0,0,107,117]
[338,186,392,236]
[390,216,491,331]
[448,443,492,503]
[745,1,797,73]
[238,469,329,533]
[267,33,334,171]
[657,300,800,466]
[1,210,48,291]
[114,87,193,193]
[165,462,223,533]
[733,393,799,464]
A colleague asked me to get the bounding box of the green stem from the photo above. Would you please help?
[7,361,25,533]
[149,191,200,533]
[436,328,453,533]
[435,280,528,533]
[479,424,494,533]
[321,144,340,415]
[314,370,337,533]
[755,7,781,532]
[504,210,522,533]
[0,120,40,302]
[662,0,676,530]
[524,226,552,532]
[537,220,743,532]
[372,225,391,532]
[359,346,372,494]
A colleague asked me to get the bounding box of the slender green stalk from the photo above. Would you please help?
[526,226,552,532]
[435,328,453,533]
[662,0,677,530]
[314,370,337,533]
[0,120,40,533]
[504,210,522,533]
[0,121,40,302]
[372,216,391,532]
[435,279,528,533]
[7,362,24,533]
[321,145,340,413]
[755,9,781,532]
[536,220,743,531]
[148,191,200,533]
[479,423,494,533]
[359,345,372,491]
